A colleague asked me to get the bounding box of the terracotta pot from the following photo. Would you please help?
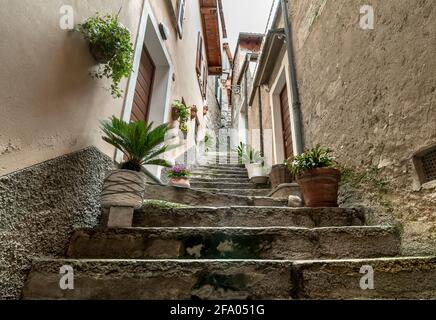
[296,167,340,207]
[270,164,293,189]
[171,107,180,121]
[89,43,116,64]
[168,177,191,189]
[190,106,198,120]
[100,169,146,209]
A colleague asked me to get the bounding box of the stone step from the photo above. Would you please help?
[190,182,269,189]
[199,164,244,168]
[23,257,435,300]
[67,226,400,260]
[190,178,250,183]
[142,185,287,207]
[133,207,365,228]
[291,256,436,299]
[22,259,294,300]
[195,166,247,173]
[193,188,271,196]
[191,171,248,178]
[191,173,249,179]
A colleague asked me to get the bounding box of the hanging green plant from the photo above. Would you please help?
[78,13,134,98]
[171,100,190,133]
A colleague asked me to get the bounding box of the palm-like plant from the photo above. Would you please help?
[242,146,264,164]
[101,117,176,172]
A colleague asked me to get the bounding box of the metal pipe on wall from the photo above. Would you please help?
[280,0,304,155]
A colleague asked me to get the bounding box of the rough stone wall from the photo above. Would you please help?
[289,0,436,254]
[0,147,113,299]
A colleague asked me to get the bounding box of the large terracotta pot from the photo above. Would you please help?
[100,169,146,209]
[168,177,191,189]
[296,167,340,207]
[270,164,293,189]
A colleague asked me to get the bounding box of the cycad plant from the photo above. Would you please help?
[101,117,176,172]
[242,146,264,164]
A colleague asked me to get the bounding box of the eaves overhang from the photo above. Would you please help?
[249,28,285,105]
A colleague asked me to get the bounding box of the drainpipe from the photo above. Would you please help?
[280,0,304,155]
[258,86,265,157]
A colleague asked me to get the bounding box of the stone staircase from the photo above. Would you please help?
[22,159,436,299]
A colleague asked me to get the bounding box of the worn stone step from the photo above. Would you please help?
[133,207,365,228]
[190,178,250,183]
[190,182,269,189]
[143,185,287,207]
[191,172,248,178]
[200,164,245,168]
[195,167,248,173]
[67,226,400,260]
[191,173,249,179]
[23,257,436,300]
[22,259,293,300]
[193,188,271,196]
[292,256,436,299]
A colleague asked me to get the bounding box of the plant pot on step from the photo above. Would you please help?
[270,164,293,189]
[245,163,263,180]
[168,177,191,189]
[100,169,146,209]
[296,167,340,207]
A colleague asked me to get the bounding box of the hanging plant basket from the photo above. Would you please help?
[89,42,117,64]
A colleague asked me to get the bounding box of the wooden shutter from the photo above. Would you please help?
[280,86,293,159]
[131,46,155,122]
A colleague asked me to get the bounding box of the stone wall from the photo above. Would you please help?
[0,147,113,299]
[288,0,436,254]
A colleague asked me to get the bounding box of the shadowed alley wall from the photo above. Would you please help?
[289,0,435,254]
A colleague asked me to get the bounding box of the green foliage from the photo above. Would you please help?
[172,100,190,133]
[289,145,335,175]
[79,13,134,98]
[100,117,176,173]
[142,200,188,209]
[242,146,263,164]
[339,165,390,194]
[236,142,246,164]
[204,133,213,152]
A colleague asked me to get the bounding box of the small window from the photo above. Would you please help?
[176,0,186,39]
[413,145,436,186]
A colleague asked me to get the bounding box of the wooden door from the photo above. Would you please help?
[131,46,155,122]
[280,86,293,159]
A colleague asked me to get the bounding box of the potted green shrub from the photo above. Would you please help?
[78,13,134,98]
[290,145,340,207]
[166,164,191,189]
[171,100,190,133]
[100,117,175,213]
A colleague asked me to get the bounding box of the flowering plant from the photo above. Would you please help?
[289,145,336,176]
[167,164,191,179]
